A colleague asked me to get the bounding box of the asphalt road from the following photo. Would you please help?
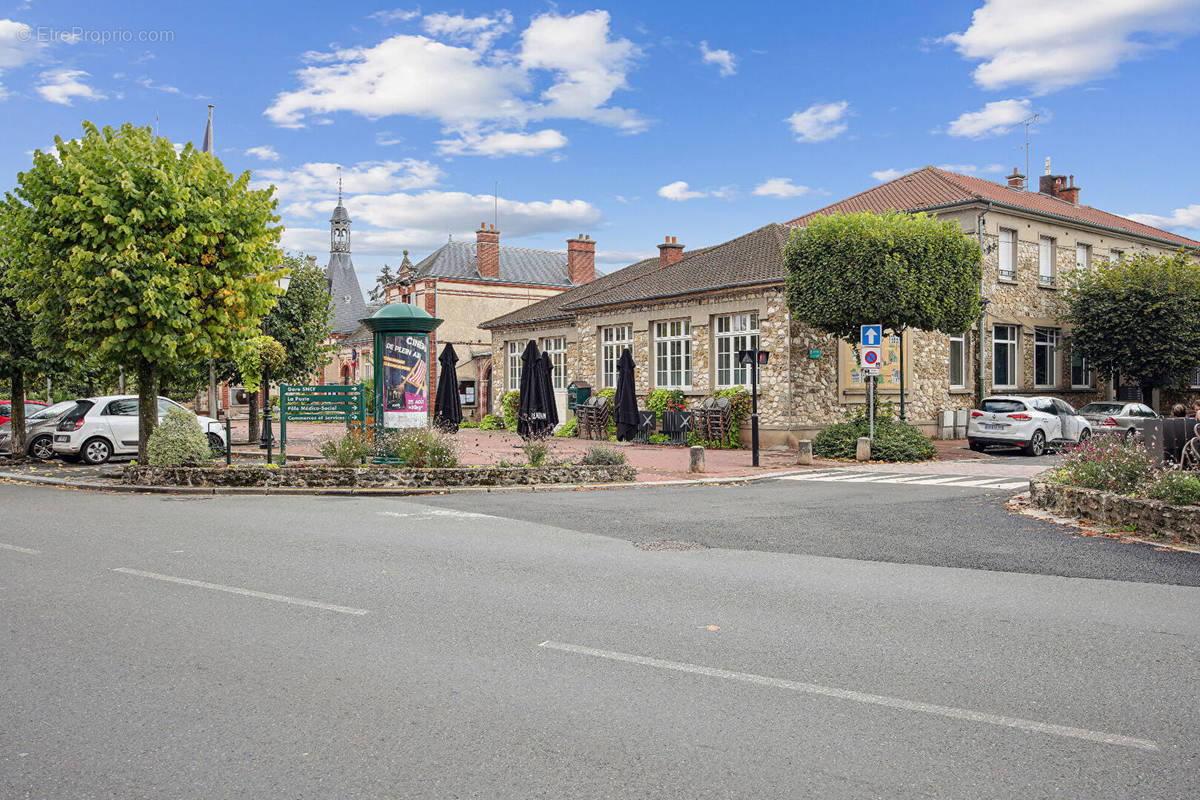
[2,481,1198,799]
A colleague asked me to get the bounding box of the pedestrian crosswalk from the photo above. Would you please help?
[778,469,1029,491]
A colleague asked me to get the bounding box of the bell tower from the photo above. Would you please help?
[330,167,351,253]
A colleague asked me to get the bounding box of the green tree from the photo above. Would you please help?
[270,252,335,384]
[369,262,397,303]
[3,122,283,460]
[784,211,982,412]
[1062,251,1200,401]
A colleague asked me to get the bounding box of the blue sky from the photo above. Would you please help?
[2,0,1199,294]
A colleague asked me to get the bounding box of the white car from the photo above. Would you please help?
[53,395,226,465]
[967,395,1092,456]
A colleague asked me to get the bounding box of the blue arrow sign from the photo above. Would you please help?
[861,325,882,347]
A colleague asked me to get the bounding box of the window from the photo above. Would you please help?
[541,337,567,390]
[716,313,760,388]
[1075,243,1091,271]
[507,341,522,391]
[1110,248,1124,263]
[104,398,139,416]
[1039,236,1056,286]
[982,398,1026,413]
[1071,352,1094,388]
[653,320,692,388]
[1034,327,1059,387]
[949,335,966,389]
[458,379,477,407]
[992,324,1018,388]
[998,228,1016,279]
[601,325,631,388]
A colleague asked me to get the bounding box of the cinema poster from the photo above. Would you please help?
[382,333,430,428]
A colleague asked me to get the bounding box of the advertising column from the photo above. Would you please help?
[382,333,430,429]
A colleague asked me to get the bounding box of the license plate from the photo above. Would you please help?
[983,424,1003,431]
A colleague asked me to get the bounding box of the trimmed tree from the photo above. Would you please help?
[1062,251,1200,402]
[784,211,982,413]
[3,122,283,461]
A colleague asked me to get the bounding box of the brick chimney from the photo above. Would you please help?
[1038,173,1081,205]
[1006,167,1025,190]
[476,222,500,279]
[658,235,683,267]
[566,233,596,285]
[1058,174,1081,205]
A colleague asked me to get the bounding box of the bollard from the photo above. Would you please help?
[796,439,813,466]
[856,437,871,462]
[689,445,706,473]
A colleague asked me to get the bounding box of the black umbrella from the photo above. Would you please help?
[517,340,550,439]
[539,352,559,430]
[433,343,463,432]
[615,347,638,442]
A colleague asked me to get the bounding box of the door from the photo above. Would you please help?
[1031,398,1063,441]
[101,398,140,452]
[1053,399,1080,441]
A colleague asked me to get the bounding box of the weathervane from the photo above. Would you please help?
[337,166,343,204]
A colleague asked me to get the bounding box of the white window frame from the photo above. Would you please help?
[601,325,631,388]
[1039,236,1056,287]
[541,336,567,390]
[653,320,692,389]
[507,341,522,391]
[1110,248,1124,263]
[1075,243,1091,272]
[1071,351,1094,389]
[715,313,760,388]
[949,334,966,390]
[998,228,1016,280]
[993,324,1018,389]
[1034,327,1059,388]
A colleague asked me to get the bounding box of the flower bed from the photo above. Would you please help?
[1030,475,1200,545]
[122,463,636,489]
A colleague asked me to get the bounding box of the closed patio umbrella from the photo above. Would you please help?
[517,340,550,438]
[433,342,462,432]
[615,348,638,442]
[539,352,559,430]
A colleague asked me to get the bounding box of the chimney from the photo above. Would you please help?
[1058,174,1081,205]
[657,235,684,267]
[1038,173,1079,204]
[566,233,596,285]
[1006,167,1025,190]
[476,222,500,279]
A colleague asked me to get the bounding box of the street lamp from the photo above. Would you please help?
[259,272,291,459]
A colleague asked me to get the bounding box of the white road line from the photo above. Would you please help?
[937,477,1029,488]
[111,568,369,616]
[870,475,938,484]
[811,472,877,482]
[539,641,1159,752]
[0,542,40,555]
[378,509,495,520]
[900,476,984,485]
[778,471,845,481]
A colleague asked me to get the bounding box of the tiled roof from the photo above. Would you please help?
[480,223,791,329]
[326,251,368,336]
[786,166,1200,249]
[413,240,572,286]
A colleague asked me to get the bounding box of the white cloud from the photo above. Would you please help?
[245,145,281,161]
[0,19,45,99]
[597,249,654,265]
[753,177,810,197]
[1128,205,1200,232]
[375,131,403,146]
[936,163,1007,174]
[656,181,733,202]
[136,76,180,94]
[252,159,443,215]
[946,98,1031,138]
[36,68,105,105]
[437,128,567,157]
[871,168,914,182]
[786,100,849,142]
[943,0,1200,94]
[700,41,736,76]
[368,8,421,24]
[266,9,646,152]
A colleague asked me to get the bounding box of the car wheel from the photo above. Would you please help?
[207,433,224,458]
[28,435,55,460]
[1023,430,1047,457]
[81,437,112,465]
[969,440,985,452]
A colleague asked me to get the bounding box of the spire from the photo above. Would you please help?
[201,104,214,154]
[330,170,351,253]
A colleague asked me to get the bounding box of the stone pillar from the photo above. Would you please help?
[856,437,871,462]
[689,446,706,473]
[796,440,812,465]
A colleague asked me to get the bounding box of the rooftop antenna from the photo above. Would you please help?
[1013,113,1039,180]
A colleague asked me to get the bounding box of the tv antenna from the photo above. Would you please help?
[1017,113,1040,181]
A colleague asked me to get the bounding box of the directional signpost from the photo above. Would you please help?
[860,325,882,440]
[279,383,366,464]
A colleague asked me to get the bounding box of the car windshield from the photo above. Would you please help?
[982,399,1026,413]
[30,400,76,420]
[1079,403,1123,415]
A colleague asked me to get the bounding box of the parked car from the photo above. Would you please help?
[0,400,78,460]
[0,399,47,425]
[1077,401,1159,441]
[52,395,226,465]
[967,395,1092,456]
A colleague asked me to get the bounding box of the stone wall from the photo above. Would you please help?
[1030,477,1200,545]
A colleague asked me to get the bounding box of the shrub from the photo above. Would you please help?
[377,428,458,468]
[147,406,212,467]
[458,417,479,429]
[1051,436,1157,494]
[648,433,670,445]
[813,406,935,462]
[554,417,578,437]
[319,428,371,467]
[1146,469,1200,505]
[522,439,550,467]
[644,388,687,426]
[479,414,504,431]
[582,445,626,466]
[501,390,520,430]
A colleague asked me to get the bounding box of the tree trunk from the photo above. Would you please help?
[137,361,159,463]
[10,372,26,461]
[247,390,261,443]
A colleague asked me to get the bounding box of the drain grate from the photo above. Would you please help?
[634,539,709,551]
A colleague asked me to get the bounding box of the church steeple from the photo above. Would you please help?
[330,166,351,253]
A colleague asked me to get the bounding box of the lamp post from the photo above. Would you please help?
[259,273,291,460]
[738,349,770,467]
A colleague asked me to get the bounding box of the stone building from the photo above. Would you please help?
[481,166,1200,443]
[381,224,597,420]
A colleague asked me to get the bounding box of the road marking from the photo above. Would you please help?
[937,477,1029,488]
[901,475,988,485]
[539,640,1159,752]
[378,509,495,520]
[111,568,369,616]
[0,542,40,555]
[870,475,936,483]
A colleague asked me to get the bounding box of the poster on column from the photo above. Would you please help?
[382,333,430,428]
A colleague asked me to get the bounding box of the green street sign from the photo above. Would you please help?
[809,349,821,359]
[278,382,367,464]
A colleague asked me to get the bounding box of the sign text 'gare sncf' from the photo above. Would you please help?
[382,333,430,428]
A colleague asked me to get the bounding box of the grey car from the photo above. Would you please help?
[0,400,77,460]
[1077,401,1159,440]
